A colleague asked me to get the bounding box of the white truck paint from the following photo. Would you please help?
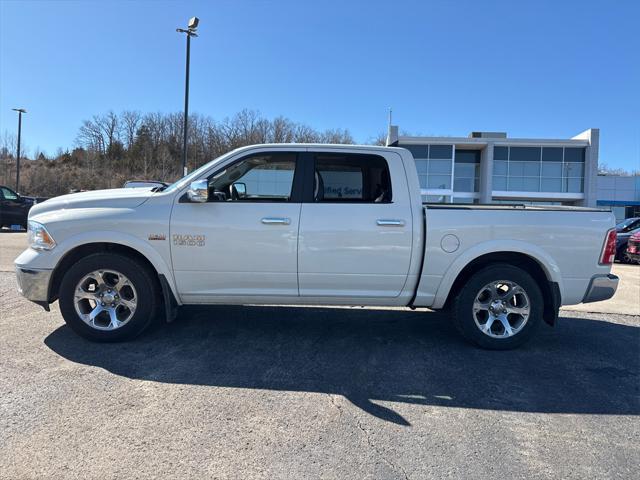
[15,144,619,348]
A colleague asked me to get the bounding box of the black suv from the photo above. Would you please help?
[0,185,38,230]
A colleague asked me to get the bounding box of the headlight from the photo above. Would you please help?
[27,221,56,251]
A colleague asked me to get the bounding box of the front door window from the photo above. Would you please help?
[208,153,296,202]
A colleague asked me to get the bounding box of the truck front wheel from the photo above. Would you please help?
[58,253,160,342]
[452,264,543,350]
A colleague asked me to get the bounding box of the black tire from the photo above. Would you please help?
[452,264,543,350]
[58,253,161,342]
[617,247,630,264]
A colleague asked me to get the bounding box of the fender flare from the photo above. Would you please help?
[50,230,181,305]
[430,239,562,309]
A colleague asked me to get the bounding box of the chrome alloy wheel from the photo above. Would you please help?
[73,269,138,331]
[472,280,531,338]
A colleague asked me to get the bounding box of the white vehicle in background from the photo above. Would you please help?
[15,144,618,349]
[123,180,169,189]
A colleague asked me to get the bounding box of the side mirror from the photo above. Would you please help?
[187,179,209,203]
[232,182,247,198]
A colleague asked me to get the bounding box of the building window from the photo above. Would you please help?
[493,176,507,190]
[494,146,509,160]
[564,148,585,163]
[541,178,562,192]
[493,146,585,193]
[403,145,428,159]
[454,150,480,193]
[452,197,479,204]
[509,147,541,162]
[542,147,563,162]
[423,194,450,203]
[409,144,453,191]
[540,147,563,192]
[429,145,453,159]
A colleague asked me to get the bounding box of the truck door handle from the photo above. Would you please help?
[261,217,291,225]
[376,219,405,227]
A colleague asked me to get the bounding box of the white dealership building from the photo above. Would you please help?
[596,175,640,222]
[386,126,599,206]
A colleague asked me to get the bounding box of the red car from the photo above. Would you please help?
[625,231,640,264]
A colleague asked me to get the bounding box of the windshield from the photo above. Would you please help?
[163,150,237,194]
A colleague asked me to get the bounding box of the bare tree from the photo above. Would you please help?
[23,109,357,196]
[598,163,638,176]
[77,116,105,153]
[320,128,354,144]
[294,124,320,143]
[0,130,17,186]
[368,131,388,146]
[121,110,142,150]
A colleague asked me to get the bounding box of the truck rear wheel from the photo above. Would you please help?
[452,264,543,350]
[58,253,160,342]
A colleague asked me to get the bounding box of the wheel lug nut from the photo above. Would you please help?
[111,303,115,307]
[101,302,105,306]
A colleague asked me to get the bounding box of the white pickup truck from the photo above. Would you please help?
[15,144,619,349]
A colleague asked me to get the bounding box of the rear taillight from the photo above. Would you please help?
[599,228,617,265]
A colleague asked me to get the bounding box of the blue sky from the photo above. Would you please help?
[1,0,638,170]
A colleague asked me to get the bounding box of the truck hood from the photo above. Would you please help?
[29,188,154,218]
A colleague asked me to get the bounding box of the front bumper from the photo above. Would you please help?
[15,266,52,310]
[582,274,619,303]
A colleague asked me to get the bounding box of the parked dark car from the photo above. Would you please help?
[616,217,640,233]
[0,185,39,229]
[625,231,640,264]
[614,217,640,263]
[615,226,640,263]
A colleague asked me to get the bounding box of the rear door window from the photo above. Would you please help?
[313,153,392,203]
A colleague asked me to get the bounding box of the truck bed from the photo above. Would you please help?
[414,205,615,309]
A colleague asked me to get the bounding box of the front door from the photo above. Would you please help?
[170,151,302,302]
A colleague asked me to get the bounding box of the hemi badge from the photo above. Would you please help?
[148,234,166,241]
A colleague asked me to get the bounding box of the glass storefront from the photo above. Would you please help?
[403,142,587,205]
[493,146,585,193]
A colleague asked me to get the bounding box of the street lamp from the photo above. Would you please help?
[176,16,199,177]
[12,108,26,192]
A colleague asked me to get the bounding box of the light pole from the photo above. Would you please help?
[176,16,199,177]
[12,108,26,192]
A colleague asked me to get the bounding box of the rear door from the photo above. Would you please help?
[297,150,413,298]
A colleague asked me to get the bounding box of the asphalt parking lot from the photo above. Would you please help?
[1,232,639,479]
